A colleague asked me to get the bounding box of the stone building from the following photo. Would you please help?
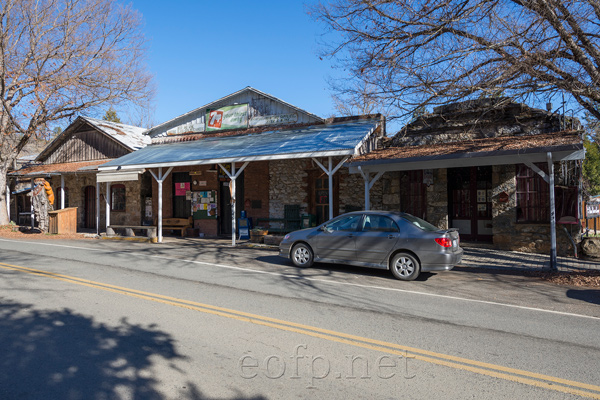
[9,116,150,231]
[347,99,584,256]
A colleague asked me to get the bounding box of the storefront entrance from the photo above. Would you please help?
[448,166,492,242]
[172,172,191,219]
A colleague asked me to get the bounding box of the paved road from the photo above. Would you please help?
[0,237,598,399]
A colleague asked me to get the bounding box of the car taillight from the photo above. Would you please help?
[435,237,452,247]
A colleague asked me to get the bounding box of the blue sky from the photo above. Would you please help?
[129,1,340,126]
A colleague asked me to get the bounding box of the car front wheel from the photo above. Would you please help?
[390,252,420,281]
[291,243,314,267]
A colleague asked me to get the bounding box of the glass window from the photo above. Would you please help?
[325,214,362,232]
[111,184,126,212]
[401,214,440,232]
[361,215,399,232]
[516,164,549,223]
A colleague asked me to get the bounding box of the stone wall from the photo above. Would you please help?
[268,159,309,219]
[427,169,449,229]
[338,170,365,212]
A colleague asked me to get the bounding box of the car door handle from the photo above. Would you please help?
[347,234,354,238]
[388,235,396,239]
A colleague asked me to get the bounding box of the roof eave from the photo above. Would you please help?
[98,149,356,171]
[348,143,584,173]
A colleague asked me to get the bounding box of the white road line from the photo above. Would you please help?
[1,238,598,321]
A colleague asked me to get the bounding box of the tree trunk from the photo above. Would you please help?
[0,168,8,225]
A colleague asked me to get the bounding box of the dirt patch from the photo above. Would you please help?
[0,224,94,241]
[525,270,600,287]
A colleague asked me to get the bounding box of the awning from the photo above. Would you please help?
[99,119,379,171]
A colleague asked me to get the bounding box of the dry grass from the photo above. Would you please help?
[525,270,600,287]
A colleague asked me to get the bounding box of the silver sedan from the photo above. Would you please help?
[279,211,463,281]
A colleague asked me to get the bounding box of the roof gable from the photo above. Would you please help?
[146,86,323,138]
[36,116,150,164]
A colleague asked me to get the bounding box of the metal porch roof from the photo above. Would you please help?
[99,119,378,171]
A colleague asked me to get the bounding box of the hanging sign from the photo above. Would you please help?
[423,169,433,187]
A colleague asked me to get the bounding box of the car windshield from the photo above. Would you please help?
[401,214,440,232]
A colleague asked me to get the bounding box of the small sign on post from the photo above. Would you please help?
[586,201,600,218]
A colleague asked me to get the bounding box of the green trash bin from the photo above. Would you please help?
[302,214,316,228]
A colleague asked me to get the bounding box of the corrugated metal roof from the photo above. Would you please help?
[100,119,378,170]
[82,117,150,150]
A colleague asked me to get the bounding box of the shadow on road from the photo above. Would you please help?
[566,289,600,305]
[0,298,268,400]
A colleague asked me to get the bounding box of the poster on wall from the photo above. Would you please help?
[191,190,218,219]
[175,182,190,196]
[206,104,248,131]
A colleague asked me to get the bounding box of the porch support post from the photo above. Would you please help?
[547,152,557,270]
[219,162,249,246]
[312,156,349,220]
[105,182,110,230]
[524,156,557,270]
[30,178,35,228]
[60,175,65,209]
[149,166,174,243]
[358,166,384,211]
[96,182,100,235]
[6,185,10,221]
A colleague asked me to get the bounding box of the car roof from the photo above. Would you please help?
[342,210,409,218]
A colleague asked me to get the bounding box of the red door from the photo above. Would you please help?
[84,185,96,229]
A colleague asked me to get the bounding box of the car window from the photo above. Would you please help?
[401,214,439,231]
[325,214,362,232]
[361,215,399,232]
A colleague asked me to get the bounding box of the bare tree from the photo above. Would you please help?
[331,80,384,116]
[0,0,154,224]
[311,0,600,122]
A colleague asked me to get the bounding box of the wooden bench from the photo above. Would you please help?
[158,217,193,237]
[107,225,157,239]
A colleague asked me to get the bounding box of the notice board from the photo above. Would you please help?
[192,190,217,219]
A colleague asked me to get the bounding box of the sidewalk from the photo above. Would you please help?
[158,236,600,273]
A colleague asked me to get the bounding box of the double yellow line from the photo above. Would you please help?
[1,261,599,398]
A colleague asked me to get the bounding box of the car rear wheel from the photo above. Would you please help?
[291,243,314,268]
[390,252,420,281]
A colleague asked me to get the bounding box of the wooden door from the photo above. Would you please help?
[84,185,96,229]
